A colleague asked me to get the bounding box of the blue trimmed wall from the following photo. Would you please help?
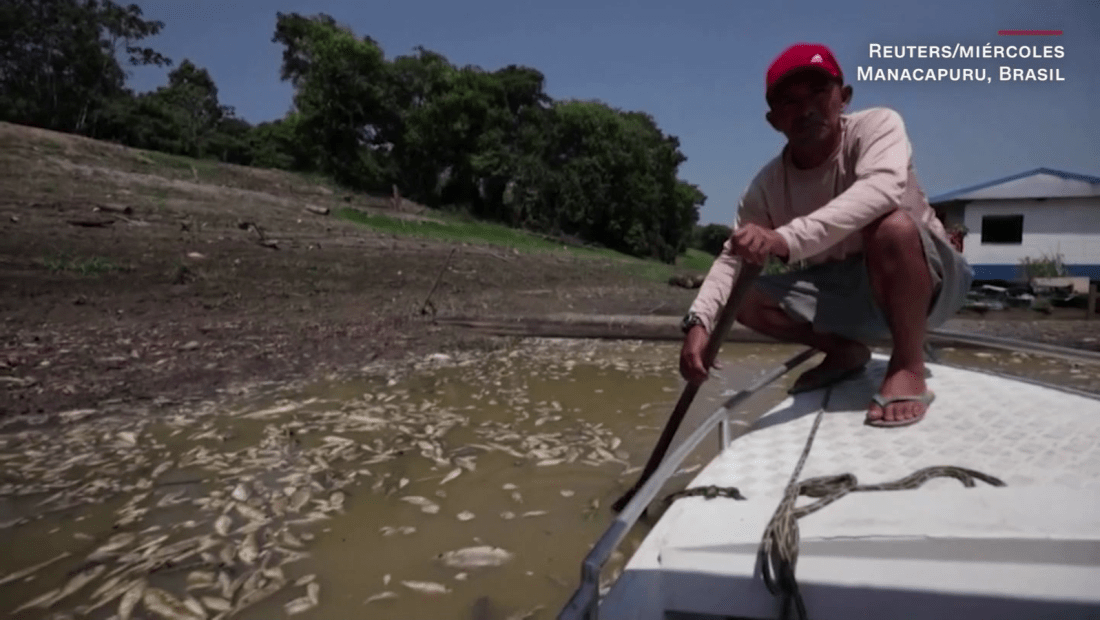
[970,264,1100,281]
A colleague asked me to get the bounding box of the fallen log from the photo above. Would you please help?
[432,315,780,343]
[432,314,1010,352]
[304,204,330,216]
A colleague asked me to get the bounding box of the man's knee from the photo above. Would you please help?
[861,208,921,251]
[735,287,774,328]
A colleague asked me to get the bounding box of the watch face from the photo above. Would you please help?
[681,314,700,331]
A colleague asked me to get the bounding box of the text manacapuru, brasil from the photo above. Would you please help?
[858,43,1066,82]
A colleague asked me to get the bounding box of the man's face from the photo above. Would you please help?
[766,70,849,148]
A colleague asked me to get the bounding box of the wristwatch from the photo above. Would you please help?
[680,312,705,334]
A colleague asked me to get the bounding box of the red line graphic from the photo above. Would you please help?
[998,30,1063,35]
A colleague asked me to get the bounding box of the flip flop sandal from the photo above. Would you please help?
[788,363,868,395]
[865,390,936,428]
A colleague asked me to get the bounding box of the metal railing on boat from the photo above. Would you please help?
[556,330,1100,620]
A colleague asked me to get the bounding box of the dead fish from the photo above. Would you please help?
[457,511,475,521]
[152,461,174,478]
[13,587,64,613]
[522,511,548,518]
[365,591,397,604]
[238,532,259,564]
[501,511,515,520]
[186,571,216,588]
[400,496,440,514]
[88,533,137,561]
[537,458,565,467]
[288,488,311,512]
[307,582,320,604]
[560,489,575,497]
[46,564,106,607]
[182,596,207,618]
[89,574,127,605]
[142,587,203,620]
[284,596,315,615]
[383,574,391,586]
[440,468,462,485]
[329,491,345,510]
[118,580,147,620]
[231,484,251,502]
[510,491,523,504]
[217,572,233,599]
[231,575,284,614]
[263,566,286,583]
[437,546,515,569]
[294,574,316,587]
[402,580,451,595]
[218,544,235,566]
[234,503,267,523]
[117,431,138,446]
[200,596,231,612]
[213,515,232,537]
[0,551,71,586]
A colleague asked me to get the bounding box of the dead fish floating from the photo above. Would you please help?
[0,340,675,620]
[436,545,515,570]
[402,580,451,595]
[365,591,398,604]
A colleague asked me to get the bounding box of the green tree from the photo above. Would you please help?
[272,12,393,190]
[0,0,170,135]
[121,60,235,158]
[693,223,732,255]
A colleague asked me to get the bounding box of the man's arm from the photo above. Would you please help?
[774,108,912,263]
[687,186,770,335]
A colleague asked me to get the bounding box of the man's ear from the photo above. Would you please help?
[841,84,853,106]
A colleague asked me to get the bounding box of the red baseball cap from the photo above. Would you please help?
[766,43,843,101]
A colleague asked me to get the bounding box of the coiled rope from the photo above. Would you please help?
[756,388,1007,620]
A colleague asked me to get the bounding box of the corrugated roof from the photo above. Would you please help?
[929,168,1100,204]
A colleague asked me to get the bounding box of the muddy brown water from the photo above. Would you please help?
[1,338,1097,620]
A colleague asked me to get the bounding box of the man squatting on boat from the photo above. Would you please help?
[679,43,973,428]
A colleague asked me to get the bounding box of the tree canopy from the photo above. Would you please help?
[1,4,709,263]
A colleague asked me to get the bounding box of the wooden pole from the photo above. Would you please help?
[610,260,764,514]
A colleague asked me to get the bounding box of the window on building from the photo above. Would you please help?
[980,215,1024,244]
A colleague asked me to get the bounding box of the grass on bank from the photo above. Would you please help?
[337,207,719,282]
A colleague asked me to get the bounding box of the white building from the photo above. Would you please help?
[929,168,1100,281]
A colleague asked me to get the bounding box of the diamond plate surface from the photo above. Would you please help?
[690,355,1100,497]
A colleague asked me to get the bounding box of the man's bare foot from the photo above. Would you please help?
[866,365,929,425]
[790,341,871,393]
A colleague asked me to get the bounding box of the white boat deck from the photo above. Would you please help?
[600,354,1100,620]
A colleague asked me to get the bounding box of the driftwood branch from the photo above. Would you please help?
[304,204,329,216]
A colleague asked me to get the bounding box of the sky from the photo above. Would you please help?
[122,0,1098,226]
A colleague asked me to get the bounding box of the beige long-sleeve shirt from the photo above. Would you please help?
[688,106,948,334]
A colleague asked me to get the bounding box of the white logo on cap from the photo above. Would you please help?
[811,54,824,63]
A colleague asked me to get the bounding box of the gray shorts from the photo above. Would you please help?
[753,219,973,344]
